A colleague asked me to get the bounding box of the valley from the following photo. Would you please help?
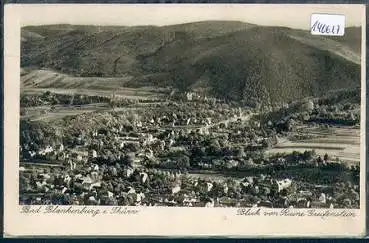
[18,21,362,208]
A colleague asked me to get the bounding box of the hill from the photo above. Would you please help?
[21,22,362,105]
[327,27,362,54]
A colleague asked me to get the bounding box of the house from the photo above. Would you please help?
[88,149,97,159]
[276,157,287,165]
[168,139,175,148]
[68,160,77,170]
[135,121,143,128]
[225,160,239,169]
[319,193,327,204]
[127,186,136,194]
[183,196,197,207]
[56,144,64,152]
[243,176,254,184]
[169,146,186,153]
[61,187,68,194]
[136,192,145,203]
[145,134,156,145]
[206,182,213,192]
[45,145,54,153]
[40,173,51,180]
[77,154,83,162]
[38,145,54,155]
[92,130,98,137]
[123,167,134,178]
[274,179,292,192]
[299,190,313,197]
[90,171,99,181]
[144,148,154,158]
[92,164,99,171]
[64,175,72,184]
[253,121,261,128]
[186,92,193,101]
[186,118,191,126]
[28,151,36,158]
[88,196,98,204]
[172,184,181,194]
[80,172,101,191]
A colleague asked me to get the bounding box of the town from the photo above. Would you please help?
[19,88,361,209]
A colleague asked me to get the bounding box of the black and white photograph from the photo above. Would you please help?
[3,3,367,238]
[16,5,364,210]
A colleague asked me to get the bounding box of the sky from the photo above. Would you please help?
[11,4,365,29]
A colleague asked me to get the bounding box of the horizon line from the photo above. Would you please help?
[21,20,362,31]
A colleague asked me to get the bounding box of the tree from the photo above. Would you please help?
[191,146,206,159]
[177,155,190,169]
[19,174,31,192]
[144,156,159,168]
[124,142,140,153]
[208,139,221,155]
[303,150,315,161]
[109,91,117,110]
[124,153,135,167]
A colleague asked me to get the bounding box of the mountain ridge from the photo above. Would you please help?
[21,21,361,105]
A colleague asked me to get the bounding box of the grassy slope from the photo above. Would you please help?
[21,22,361,104]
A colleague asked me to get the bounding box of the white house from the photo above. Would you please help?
[28,151,36,158]
[127,186,136,194]
[124,167,134,178]
[186,92,193,101]
[206,182,213,192]
[319,193,327,204]
[91,150,97,158]
[68,160,76,170]
[45,145,54,154]
[186,118,191,126]
[76,154,83,162]
[172,182,181,194]
[274,179,292,192]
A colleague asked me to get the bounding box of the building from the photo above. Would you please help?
[186,92,193,101]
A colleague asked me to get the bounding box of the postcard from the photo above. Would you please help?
[3,3,367,237]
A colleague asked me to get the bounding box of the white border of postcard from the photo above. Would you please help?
[3,4,367,237]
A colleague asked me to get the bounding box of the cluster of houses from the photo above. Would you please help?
[19,95,360,208]
[20,159,359,208]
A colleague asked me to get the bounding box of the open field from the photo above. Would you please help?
[21,69,133,90]
[266,126,360,164]
[22,87,166,100]
[21,69,168,100]
[21,104,108,121]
